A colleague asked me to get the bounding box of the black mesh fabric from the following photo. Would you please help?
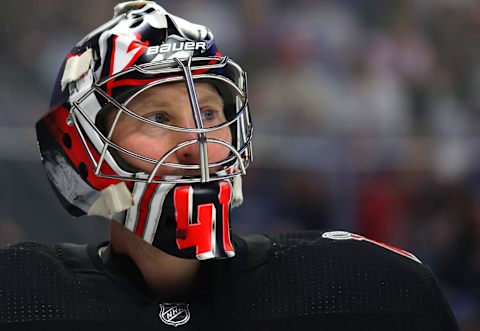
[233,231,434,319]
[0,233,458,330]
[0,242,123,324]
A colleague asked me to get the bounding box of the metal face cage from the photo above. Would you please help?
[70,56,253,184]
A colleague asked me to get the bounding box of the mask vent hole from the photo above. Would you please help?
[78,162,88,179]
[129,17,144,28]
[62,134,72,149]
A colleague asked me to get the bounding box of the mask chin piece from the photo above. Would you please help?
[151,180,235,260]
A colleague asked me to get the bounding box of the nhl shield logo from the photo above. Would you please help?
[159,302,190,327]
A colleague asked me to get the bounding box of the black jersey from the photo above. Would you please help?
[0,231,459,330]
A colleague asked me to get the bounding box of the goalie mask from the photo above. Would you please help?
[36,1,253,260]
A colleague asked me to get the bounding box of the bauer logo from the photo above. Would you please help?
[147,41,207,55]
[159,302,191,327]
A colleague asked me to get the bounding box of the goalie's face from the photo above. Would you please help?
[107,82,232,176]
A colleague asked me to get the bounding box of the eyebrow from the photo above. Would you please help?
[137,100,171,108]
[198,94,224,106]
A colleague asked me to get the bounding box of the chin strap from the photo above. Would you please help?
[88,182,134,218]
[231,175,243,208]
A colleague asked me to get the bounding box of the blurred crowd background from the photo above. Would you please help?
[0,0,479,328]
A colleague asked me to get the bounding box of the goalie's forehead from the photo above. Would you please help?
[124,81,224,108]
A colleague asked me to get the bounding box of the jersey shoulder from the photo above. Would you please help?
[0,242,122,325]
[233,230,438,320]
[315,230,422,264]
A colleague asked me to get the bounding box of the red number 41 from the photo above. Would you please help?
[173,182,235,260]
